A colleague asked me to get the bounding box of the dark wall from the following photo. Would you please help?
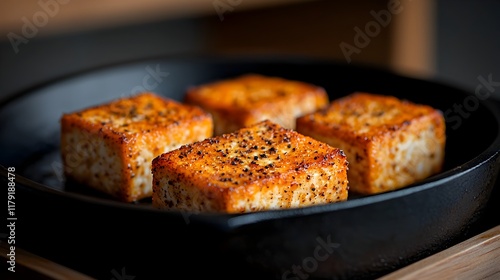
[0,0,395,102]
[0,17,205,100]
[1,0,499,101]
[435,0,500,101]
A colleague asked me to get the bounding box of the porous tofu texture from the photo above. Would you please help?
[184,73,329,135]
[152,120,349,213]
[60,92,213,202]
[296,92,446,194]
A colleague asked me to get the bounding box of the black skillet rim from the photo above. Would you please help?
[1,53,499,228]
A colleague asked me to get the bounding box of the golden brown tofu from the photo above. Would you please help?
[60,92,213,202]
[296,92,446,195]
[184,74,329,135]
[152,120,348,213]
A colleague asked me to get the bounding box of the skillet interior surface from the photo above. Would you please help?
[1,55,497,203]
[1,54,499,279]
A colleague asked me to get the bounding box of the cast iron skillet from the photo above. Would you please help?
[1,54,499,280]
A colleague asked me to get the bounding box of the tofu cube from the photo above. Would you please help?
[60,92,213,202]
[296,92,446,194]
[152,120,348,213]
[184,74,329,135]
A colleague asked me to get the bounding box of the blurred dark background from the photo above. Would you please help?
[1,1,499,279]
[0,0,499,102]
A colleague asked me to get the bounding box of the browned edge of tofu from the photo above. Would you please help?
[152,120,349,213]
[183,73,329,135]
[60,92,213,202]
[296,92,446,194]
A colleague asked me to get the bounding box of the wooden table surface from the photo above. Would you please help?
[380,225,500,280]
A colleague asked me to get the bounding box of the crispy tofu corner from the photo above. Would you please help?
[297,92,446,194]
[60,92,213,202]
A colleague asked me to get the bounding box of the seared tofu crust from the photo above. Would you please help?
[152,120,348,213]
[296,92,446,194]
[60,92,213,202]
[184,74,329,135]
